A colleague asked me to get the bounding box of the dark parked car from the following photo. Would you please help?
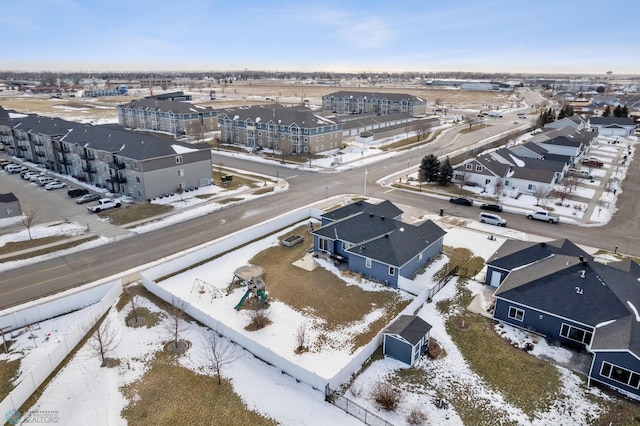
[75,193,101,204]
[449,197,473,206]
[67,188,90,198]
[480,203,503,212]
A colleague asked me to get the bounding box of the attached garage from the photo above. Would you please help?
[383,315,432,366]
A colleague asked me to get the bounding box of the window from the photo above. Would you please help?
[508,306,524,321]
[389,266,396,276]
[476,165,483,171]
[600,362,640,388]
[560,323,593,344]
[175,155,183,164]
[136,177,141,183]
[177,169,184,177]
[342,241,353,251]
[318,238,328,252]
[505,180,511,187]
[465,164,472,170]
[528,183,537,191]
[365,258,372,268]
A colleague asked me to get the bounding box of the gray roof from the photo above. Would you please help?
[589,117,635,126]
[324,91,423,102]
[487,239,589,271]
[217,104,338,129]
[521,142,548,156]
[8,114,210,161]
[385,315,432,346]
[495,257,629,327]
[119,98,215,115]
[347,219,445,268]
[529,127,593,145]
[321,200,403,222]
[0,193,19,203]
[314,201,445,268]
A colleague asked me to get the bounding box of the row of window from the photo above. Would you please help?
[507,306,593,344]
[222,119,338,134]
[600,361,640,389]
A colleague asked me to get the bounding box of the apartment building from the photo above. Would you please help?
[321,91,426,117]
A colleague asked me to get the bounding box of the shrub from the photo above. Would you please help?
[406,407,429,425]
[245,307,272,331]
[371,381,400,411]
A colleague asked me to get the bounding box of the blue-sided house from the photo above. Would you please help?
[383,315,432,366]
[312,200,446,288]
[490,239,640,399]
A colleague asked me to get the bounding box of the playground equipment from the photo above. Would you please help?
[190,278,225,302]
[234,276,268,310]
[229,265,269,310]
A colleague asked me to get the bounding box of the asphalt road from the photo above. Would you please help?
[1,122,639,310]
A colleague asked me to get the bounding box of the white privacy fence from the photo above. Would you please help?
[140,204,437,399]
[0,280,122,417]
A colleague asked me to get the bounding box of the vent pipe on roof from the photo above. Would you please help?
[381,216,385,220]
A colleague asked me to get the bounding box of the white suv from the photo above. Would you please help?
[478,212,507,227]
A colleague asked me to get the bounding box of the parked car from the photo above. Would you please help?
[21,171,40,180]
[87,198,121,213]
[45,180,68,190]
[581,159,604,167]
[36,176,55,186]
[67,188,89,198]
[569,169,593,180]
[6,164,26,174]
[526,210,560,223]
[75,193,101,204]
[449,197,473,206]
[29,173,47,182]
[480,203,503,212]
[478,212,507,227]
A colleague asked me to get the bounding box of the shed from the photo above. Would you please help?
[0,193,21,219]
[383,315,432,366]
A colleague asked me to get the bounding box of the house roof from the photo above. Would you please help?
[529,127,593,145]
[589,117,636,127]
[314,201,445,268]
[487,239,590,271]
[347,219,446,268]
[0,193,19,203]
[321,200,403,223]
[385,315,432,346]
[520,142,548,156]
[495,257,630,327]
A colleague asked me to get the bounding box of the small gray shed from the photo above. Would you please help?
[383,315,432,366]
[0,193,21,219]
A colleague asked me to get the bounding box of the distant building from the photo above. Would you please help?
[217,104,343,154]
[117,99,218,137]
[321,91,426,117]
[145,91,192,102]
[1,113,213,201]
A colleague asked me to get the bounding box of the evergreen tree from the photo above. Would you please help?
[419,154,440,182]
[621,105,629,118]
[613,105,623,118]
[602,105,611,117]
[558,107,566,120]
[437,157,453,186]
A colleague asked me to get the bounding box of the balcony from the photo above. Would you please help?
[60,157,72,165]
[108,175,127,184]
[18,146,28,151]
[35,151,46,158]
[109,162,126,170]
[82,166,97,174]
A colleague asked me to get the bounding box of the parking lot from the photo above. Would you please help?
[0,156,126,237]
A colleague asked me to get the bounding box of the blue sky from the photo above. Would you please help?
[3,0,639,74]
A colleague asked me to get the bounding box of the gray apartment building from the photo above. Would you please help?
[217,104,343,154]
[117,98,218,138]
[321,91,426,117]
[0,112,212,201]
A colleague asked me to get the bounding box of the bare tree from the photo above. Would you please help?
[20,206,39,240]
[86,314,120,367]
[201,328,238,385]
[413,121,430,141]
[164,298,187,348]
[295,323,309,354]
[494,178,503,201]
[465,115,477,129]
[534,187,550,207]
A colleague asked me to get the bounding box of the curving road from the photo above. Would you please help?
[1,122,639,310]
